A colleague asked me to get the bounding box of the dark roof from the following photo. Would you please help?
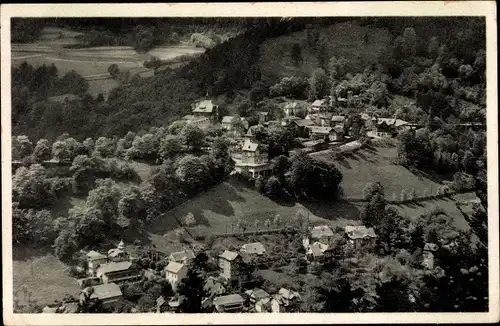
[96,261,133,274]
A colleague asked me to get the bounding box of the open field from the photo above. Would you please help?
[13,249,81,307]
[11,27,205,97]
[313,146,445,199]
[259,20,392,81]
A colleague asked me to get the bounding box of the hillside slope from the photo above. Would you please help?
[259,21,392,81]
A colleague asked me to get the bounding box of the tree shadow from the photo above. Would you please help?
[336,158,352,169]
[13,245,54,262]
[300,199,360,222]
[407,167,451,184]
[145,181,246,235]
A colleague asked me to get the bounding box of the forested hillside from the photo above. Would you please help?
[12,17,486,141]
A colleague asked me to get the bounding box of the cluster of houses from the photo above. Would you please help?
[55,217,441,313]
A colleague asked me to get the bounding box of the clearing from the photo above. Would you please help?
[312,146,445,199]
[13,248,81,307]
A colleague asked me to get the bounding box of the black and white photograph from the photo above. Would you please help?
[1,2,498,325]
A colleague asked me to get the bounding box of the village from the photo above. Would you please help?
[39,93,457,314]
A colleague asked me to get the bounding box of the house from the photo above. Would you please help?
[240,242,266,256]
[80,283,123,307]
[277,288,302,308]
[107,240,130,263]
[330,125,345,142]
[156,296,168,313]
[245,124,266,140]
[257,111,270,124]
[311,99,329,112]
[345,225,377,249]
[86,250,108,276]
[255,296,281,313]
[310,225,334,241]
[165,261,188,291]
[368,118,409,138]
[288,119,315,138]
[245,288,270,304]
[281,115,301,127]
[305,113,331,127]
[302,139,328,152]
[307,126,333,141]
[331,115,346,128]
[191,99,219,123]
[168,249,195,265]
[219,250,242,281]
[422,243,438,270]
[213,294,245,312]
[77,277,101,289]
[306,241,331,262]
[96,261,141,284]
[204,276,227,298]
[221,116,249,131]
[234,139,272,178]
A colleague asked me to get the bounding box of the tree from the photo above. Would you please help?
[363,182,385,201]
[400,189,408,202]
[271,155,290,182]
[52,137,85,162]
[175,155,209,195]
[264,218,271,231]
[115,131,136,157]
[230,114,246,133]
[427,36,440,59]
[12,135,33,161]
[291,43,303,66]
[12,164,55,209]
[118,186,147,229]
[94,137,116,158]
[12,207,55,246]
[402,27,417,58]
[54,228,79,261]
[177,262,208,313]
[181,124,205,151]
[133,25,155,53]
[159,135,183,160]
[273,214,282,228]
[168,120,188,135]
[60,70,89,95]
[108,64,120,79]
[309,68,329,100]
[82,138,95,155]
[126,133,160,161]
[264,176,282,199]
[32,138,52,162]
[461,150,476,173]
[254,219,260,232]
[182,212,196,227]
[360,191,387,227]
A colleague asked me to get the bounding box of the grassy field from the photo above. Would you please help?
[313,146,445,199]
[13,249,81,307]
[259,20,392,81]
[11,27,205,97]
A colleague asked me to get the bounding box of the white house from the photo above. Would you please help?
[86,250,108,276]
[165,261,188,291]
[168,249,195,265]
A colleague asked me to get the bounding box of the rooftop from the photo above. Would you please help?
[242,138,260,152]
[345,225,377,240]
[310,225,334,239]
[192,99,217,113]
[308,242,329,257]
[219,250,239,261]
[169,249,195,262]
[293,119,315,127]
[96,261,133,275]
[87,250,106,260]
[246,288,270,300]
[222,116,235,123]
[278,288,302,301]
[165,261,186,274]
[331,115,346,122]
[240,242,266,255]
[424,243,439,252]
[312,99,327,107]
[213,294,245,306]
[89,283,122,300]
[308,126,333,134]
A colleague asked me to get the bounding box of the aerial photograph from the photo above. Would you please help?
[9,16,488,314]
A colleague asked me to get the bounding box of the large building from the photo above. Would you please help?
[165,261,188,291]
[96,261,141,284]
[234,139,272,178]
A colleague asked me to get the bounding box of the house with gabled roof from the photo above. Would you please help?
[219,250,242,281]
[168,249,195,265]
[310,225,335,241]
[213,293,245,312]
[191,99,219,123]
[311,99,329,112]
[234,138,272,178]
[80,283,123,308]
[345,225,377,249]
[165,261,188,291]
[96,261,140,284]
[86,250,108,276]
